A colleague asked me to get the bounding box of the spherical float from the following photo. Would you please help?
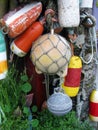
[47,92,72,116]
[30,33,72,76]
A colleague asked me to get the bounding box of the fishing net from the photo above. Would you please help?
[31,33,72,76]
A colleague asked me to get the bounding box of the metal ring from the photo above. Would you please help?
[0,26,9,34]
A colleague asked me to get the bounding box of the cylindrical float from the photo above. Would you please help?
[10,21,44,57]
[0,2,42,38]
[57,0,80,27]
[80,0,93,8]
[62,56,82,97]
[89,64,98,122]
[89,89,98,122]
[0,31,8,80]
[30,32,72,76]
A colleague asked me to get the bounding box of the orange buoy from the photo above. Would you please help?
[62,56,82,97]
[10,21,44,57]
[89,89,98,122]
[0,2,42,38]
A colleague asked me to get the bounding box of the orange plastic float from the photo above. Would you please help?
[0,2,42,38]
[10,21,44,57]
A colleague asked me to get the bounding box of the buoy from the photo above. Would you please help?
[10,21,44,57]
[0,2,42,38]
[62,56,82,97]
[80,0,93,8]
[57,0,80,27]
[30,32,72,76]
[89,89,98,122]
[0,31,8,80]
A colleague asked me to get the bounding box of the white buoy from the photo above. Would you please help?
[80,0,93,8]
[57,0,80,27]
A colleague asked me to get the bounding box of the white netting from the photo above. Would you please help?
[30,33,71,75]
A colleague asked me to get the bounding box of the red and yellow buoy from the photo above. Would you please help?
[62,56,82,97]
[89,89,98,122]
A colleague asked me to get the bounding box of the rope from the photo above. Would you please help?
[44,74,50,98]
[93,26,98,89]
[80,28,94,64]
[93,27,98,64]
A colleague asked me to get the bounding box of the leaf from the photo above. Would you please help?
[31,119,39,128]
[21,75,28,82]
[23,107,29,115]
[31,105,38,113]
[21,83,32,93]
[4,105,11,113]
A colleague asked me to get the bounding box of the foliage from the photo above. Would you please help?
[0,64,95,130]
[0,64,33,130]
[33,109,94,130]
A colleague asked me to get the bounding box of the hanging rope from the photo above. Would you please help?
[80,28,94,64]
[44,74,50,99]
[92,26,98,64]
[92,27,98,90]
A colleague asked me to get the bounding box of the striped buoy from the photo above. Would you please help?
[62,56,82,97]
[0,2,42,38]
[0,31,8,80]
[89,90,98,122]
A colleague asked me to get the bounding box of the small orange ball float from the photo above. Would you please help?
[89,89,98,122]
[62,56,82,97]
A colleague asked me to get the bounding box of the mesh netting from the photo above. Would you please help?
[30,33,71,75]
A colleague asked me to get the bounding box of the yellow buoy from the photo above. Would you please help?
[62,56,82,97]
